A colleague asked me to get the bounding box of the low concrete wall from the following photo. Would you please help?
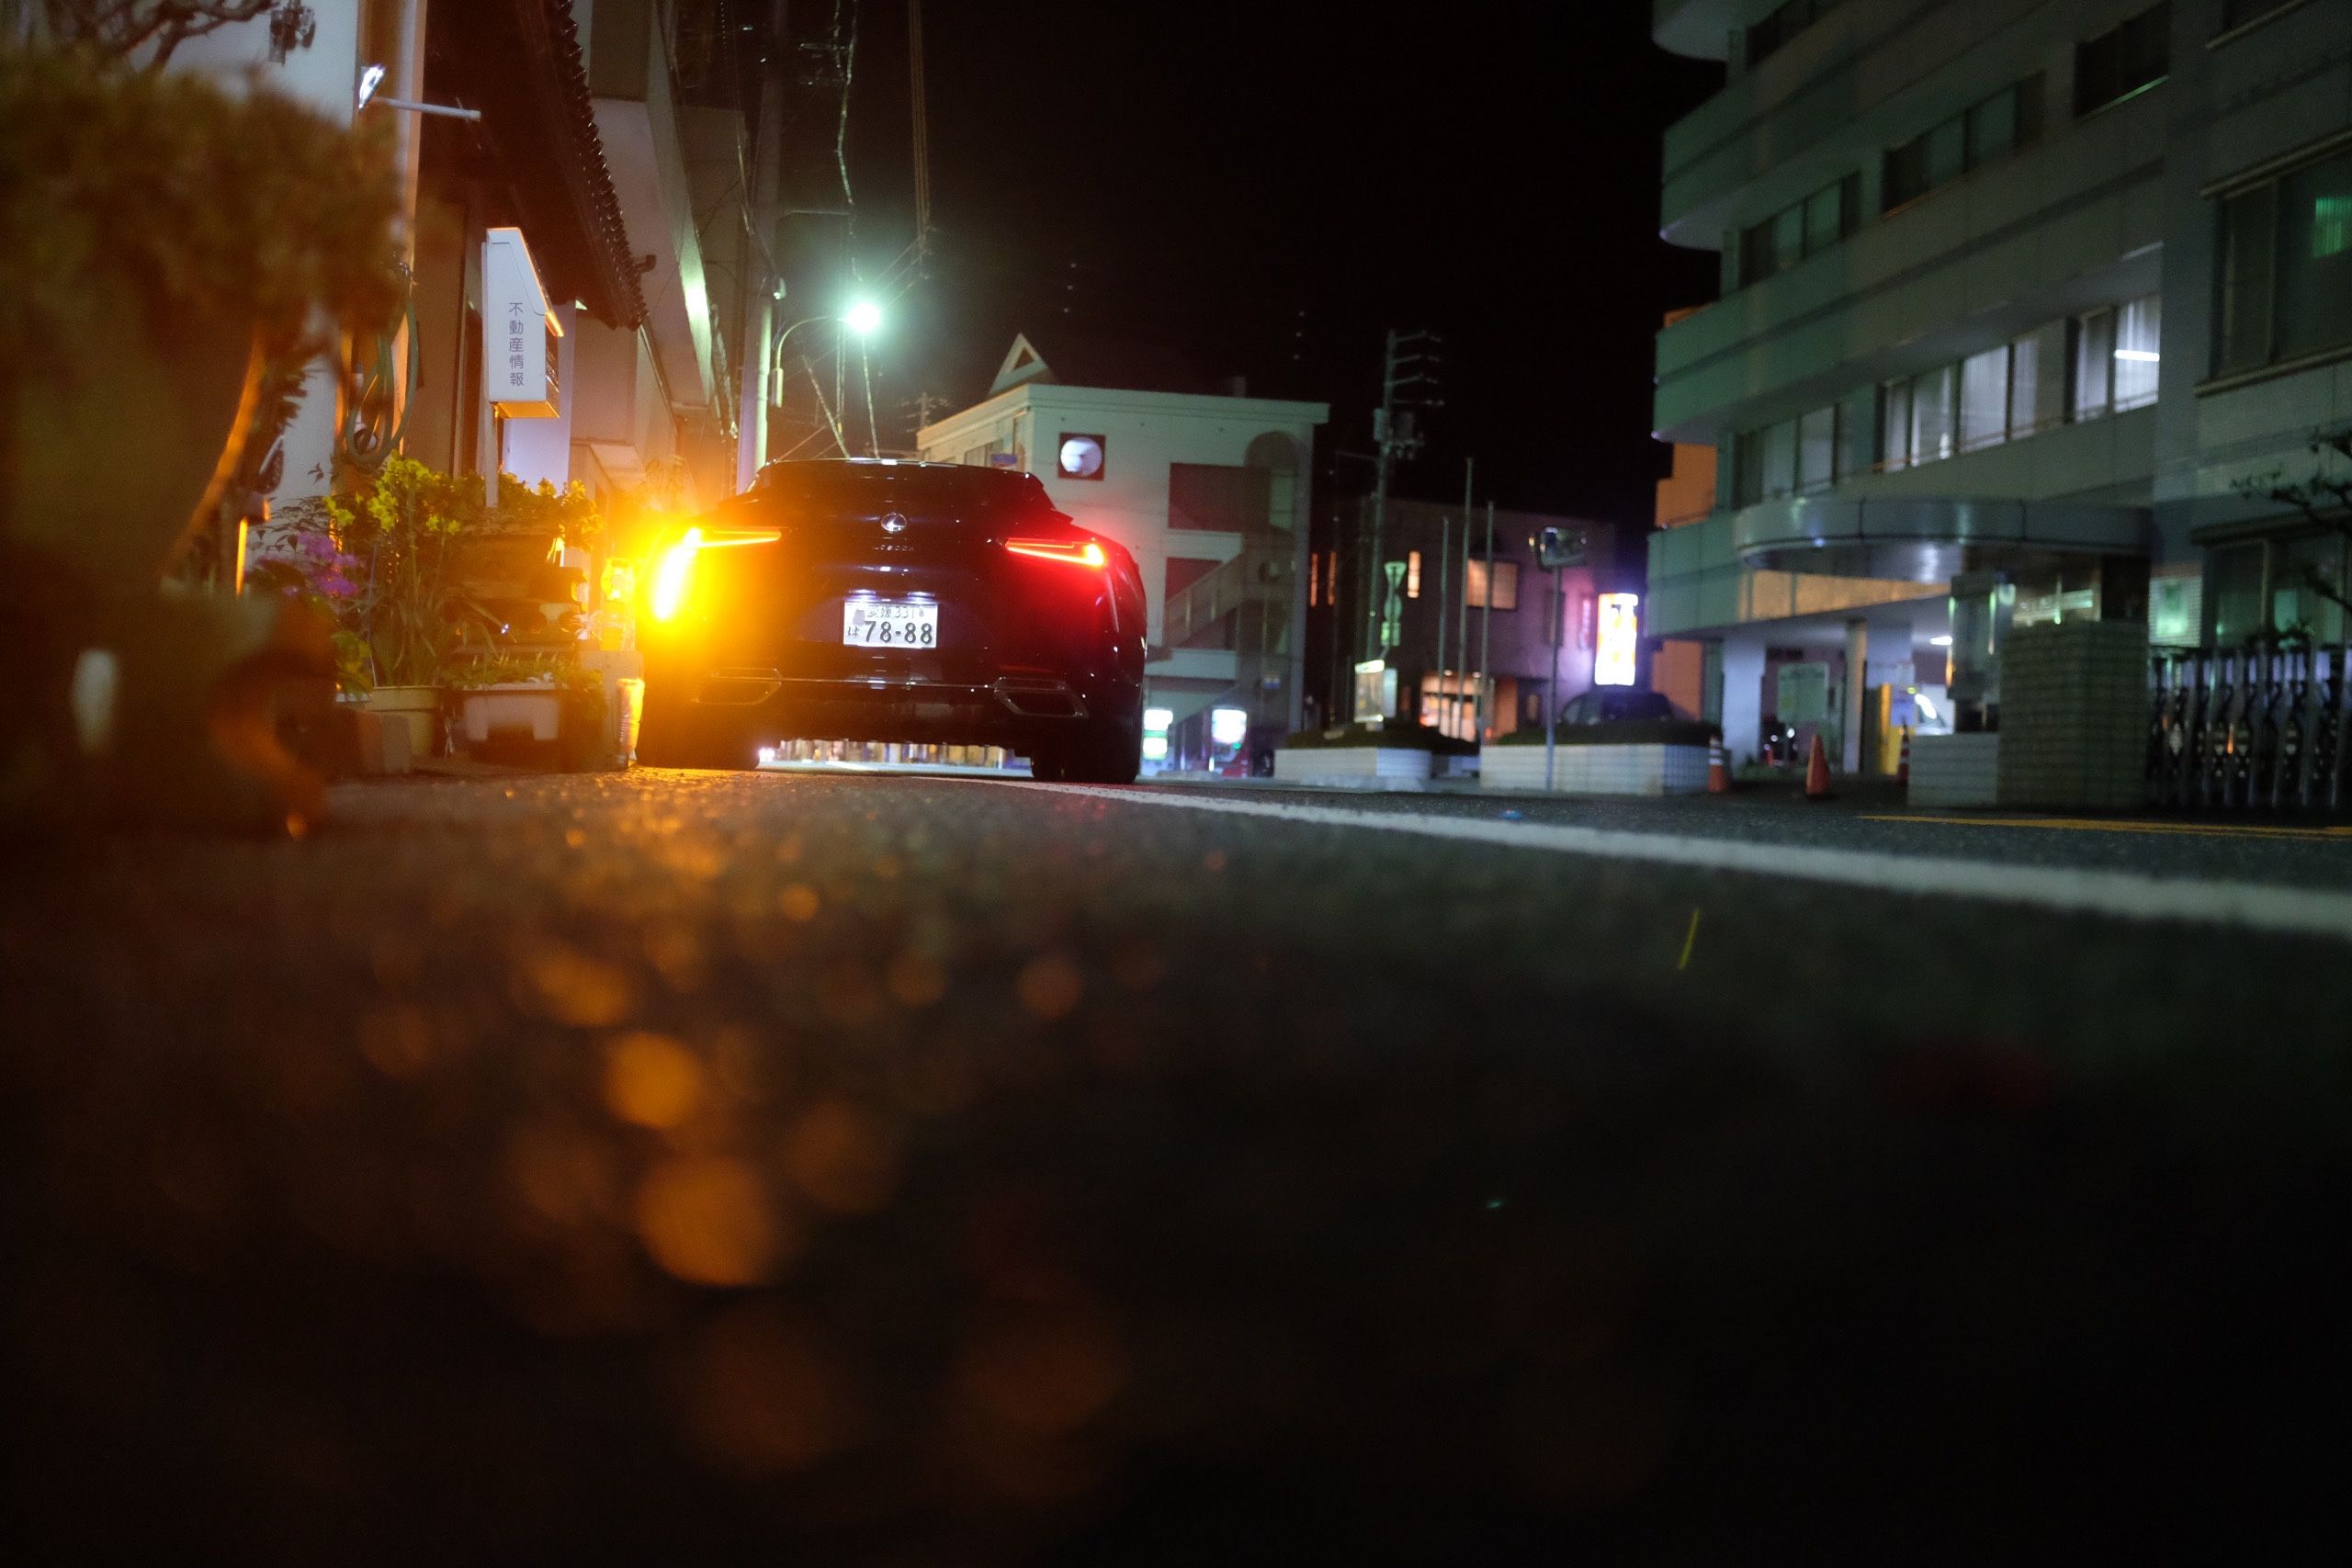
[1272,747,1435,784]
[1478,742,1711,795]
[1909,733,1999,807]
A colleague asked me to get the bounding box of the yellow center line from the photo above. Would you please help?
[1861,814,2352,841]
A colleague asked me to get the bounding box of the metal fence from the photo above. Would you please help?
[2148,642,2352,813]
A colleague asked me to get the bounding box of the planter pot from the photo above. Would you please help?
[6,281,261,592]
[457,684,561,759]
[1272,746,1436,784]
[367,685,443,762]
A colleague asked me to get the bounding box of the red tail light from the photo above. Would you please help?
[1005,536,1106,569]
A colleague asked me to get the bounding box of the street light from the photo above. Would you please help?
[842,299,883,338]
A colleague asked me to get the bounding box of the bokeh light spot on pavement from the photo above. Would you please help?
[1015,953,1084,1021]
[885,951,948,1009]
[953,1302,1127,1436]
[682,1303,856,1474]
[815,960,887,1026]
[778,884,820,921]
[603,1032,706,1130]
[357,1003,436,1079]
[515,942,639,1027]
[634,1154,792,1286]
[504,1120,622,1230]
[781,1098,902,1214]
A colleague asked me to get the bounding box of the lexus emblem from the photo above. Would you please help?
[880,513,908,535]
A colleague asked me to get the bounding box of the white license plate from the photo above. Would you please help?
[842,600,940,649]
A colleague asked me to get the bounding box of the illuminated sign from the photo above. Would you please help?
[1057,434,1106,480]
[1594,592,1640,686]
[484,227,560,418]
[1210,707,1249,748]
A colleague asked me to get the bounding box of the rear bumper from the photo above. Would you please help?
[665,671,1107,750]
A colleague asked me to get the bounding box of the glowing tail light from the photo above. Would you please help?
[647,526,781,622]
[1005,537,1106,569]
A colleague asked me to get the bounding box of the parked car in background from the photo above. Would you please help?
[1554,688,1678,728]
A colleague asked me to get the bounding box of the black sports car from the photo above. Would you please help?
[634,459,1148,783]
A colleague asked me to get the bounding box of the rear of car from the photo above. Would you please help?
[1558,689,1678,727]
[634,460,1147,782]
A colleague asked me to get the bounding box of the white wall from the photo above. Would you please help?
[168,4,377,515]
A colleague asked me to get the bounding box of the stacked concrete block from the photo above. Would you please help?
[1995,620,2149,811]
[1272,746,1435,784]
[1478,742,1712,795]
[1909,733,2000,807]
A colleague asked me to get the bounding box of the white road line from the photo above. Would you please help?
[1001,783,2352,945]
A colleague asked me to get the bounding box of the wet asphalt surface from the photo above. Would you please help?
[6,767,2352,1562]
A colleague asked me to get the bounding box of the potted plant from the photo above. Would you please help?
[0,40,396,825]
[267,456,488,761]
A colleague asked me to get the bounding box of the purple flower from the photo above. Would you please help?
[319,574,359,600]
[301,533,337,560]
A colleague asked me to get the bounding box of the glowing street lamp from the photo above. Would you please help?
[842,299,884,338]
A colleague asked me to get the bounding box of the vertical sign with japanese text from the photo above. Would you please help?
[482,227,560,418]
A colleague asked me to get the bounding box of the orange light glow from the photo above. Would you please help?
[650,528,704,622]
[648,526,782,622]
[1005,537,1106,569]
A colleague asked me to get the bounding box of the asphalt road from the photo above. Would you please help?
[6,768,2352,1562]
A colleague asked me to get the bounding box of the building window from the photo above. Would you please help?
[1797,405,1838,493]
[2070,294,2161,418]
[1958,346,2010,452]
[2113,296,2162,408]
[1909,364,1956,465]
[1745,0,1844,69]
[2229,152,2352,373]
[1168,463,1272,530]
[1883,78,2041,212]
[2073,308,2115,419]
[2013,324,2051,434]
[2075,3,2170,118]
[1737,175,1860,286]
[1464,559,1519,611]
[1406,550,1422,598]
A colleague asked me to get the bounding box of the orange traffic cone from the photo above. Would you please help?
[1707,736,1730,795]
[1804,731,1834,800]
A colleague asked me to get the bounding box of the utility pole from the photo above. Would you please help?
[1476,499,1495,741]
[1361,327,1440,664]
[735,0,789,492]
[1433,512,1450,734]
[1453,457,1473,737]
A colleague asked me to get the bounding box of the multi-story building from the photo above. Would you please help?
[917,334,1329,761]
[1645,0,2352,771]
[1311,498,1648,740]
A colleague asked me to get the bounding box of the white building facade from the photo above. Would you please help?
[918,338,1328,758]
[1647,0,2352,769]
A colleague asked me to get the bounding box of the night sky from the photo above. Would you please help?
[802,2,1724,525]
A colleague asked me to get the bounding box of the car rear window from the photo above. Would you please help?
[749,462,1060,525]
